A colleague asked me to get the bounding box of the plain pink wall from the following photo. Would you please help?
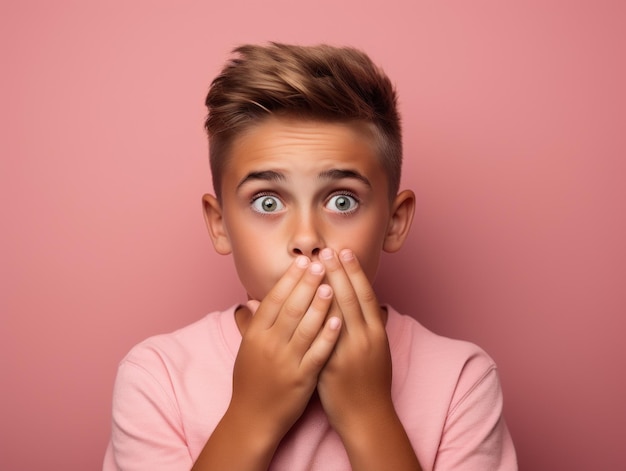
[2,1,624,469]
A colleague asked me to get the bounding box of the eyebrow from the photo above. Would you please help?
[236,168,371,190]
[318,168,371,188]
[237,170,286,190]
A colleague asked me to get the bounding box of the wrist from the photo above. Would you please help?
[332,402,420,471]
[222,399,286,453]
[332,399,397,444]
[194,406,279,471]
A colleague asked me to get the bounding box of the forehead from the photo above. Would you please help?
[224,117,384,179]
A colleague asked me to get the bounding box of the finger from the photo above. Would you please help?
[252,255,310,330]
[319,248,364,332]
[338,249,382,326]
[290,284,334,354]
[300,315,342,373]
[245,299,260,315]
[272,261,326,340]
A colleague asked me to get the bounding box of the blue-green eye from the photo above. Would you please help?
[251,195,284,213]
[326,194,358,213]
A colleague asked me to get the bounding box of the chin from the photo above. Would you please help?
[245,283,276,302]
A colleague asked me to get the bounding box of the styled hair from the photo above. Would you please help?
[204,42,402,199]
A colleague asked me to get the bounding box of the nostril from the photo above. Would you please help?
[292,247,321,257]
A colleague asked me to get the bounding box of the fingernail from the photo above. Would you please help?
[320,248,333,260]
[340,249,354,261]
[310,262,323,274]
[246,300,260,315]
[328,317,341,330]
[318,284,332,298]
[296,256,309,268]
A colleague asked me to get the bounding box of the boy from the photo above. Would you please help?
[104,43,517,470]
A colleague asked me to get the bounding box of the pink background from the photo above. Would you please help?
[2,1,624,469]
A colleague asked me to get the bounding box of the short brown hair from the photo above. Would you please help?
[204,42,402,199]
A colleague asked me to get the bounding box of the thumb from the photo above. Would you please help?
[245,299,261,315]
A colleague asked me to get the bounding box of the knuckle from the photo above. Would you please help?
[371,330,390,350]
[353,334,372,351]
[337,291,359,309]
[282,302,303,320]
[359,287,377,305]
[295,324,317,344]
[307,347,329,369]
[266,289,285,306]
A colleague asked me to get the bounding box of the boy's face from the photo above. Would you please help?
[203,117,413,301]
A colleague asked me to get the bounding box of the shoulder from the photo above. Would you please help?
[118,305,238,378]
[387,305,495,370]
[107,308,240,470]
[109,306,239,428]
[386,306,501,411]
[386,307,517,469]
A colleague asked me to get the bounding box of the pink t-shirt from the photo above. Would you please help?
[103,305,517,470]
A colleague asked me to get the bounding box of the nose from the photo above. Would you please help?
[288,210,323,259]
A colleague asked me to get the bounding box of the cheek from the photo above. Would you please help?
[229,235,290,300]
[355,249,382,283]
[332,220,387,280]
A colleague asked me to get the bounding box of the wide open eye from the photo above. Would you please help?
[325,193,359,214]
[251,194,285,213]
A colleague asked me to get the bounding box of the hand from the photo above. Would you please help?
[316,248,393,435]
[229,255,342,443]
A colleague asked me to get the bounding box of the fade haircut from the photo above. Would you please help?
[204,42,402,200]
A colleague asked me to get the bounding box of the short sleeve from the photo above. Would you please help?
[433,365,517,470]
[103,359,193,471]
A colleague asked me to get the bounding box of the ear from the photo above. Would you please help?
[202,194,232,255]
[383,189,415,253]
